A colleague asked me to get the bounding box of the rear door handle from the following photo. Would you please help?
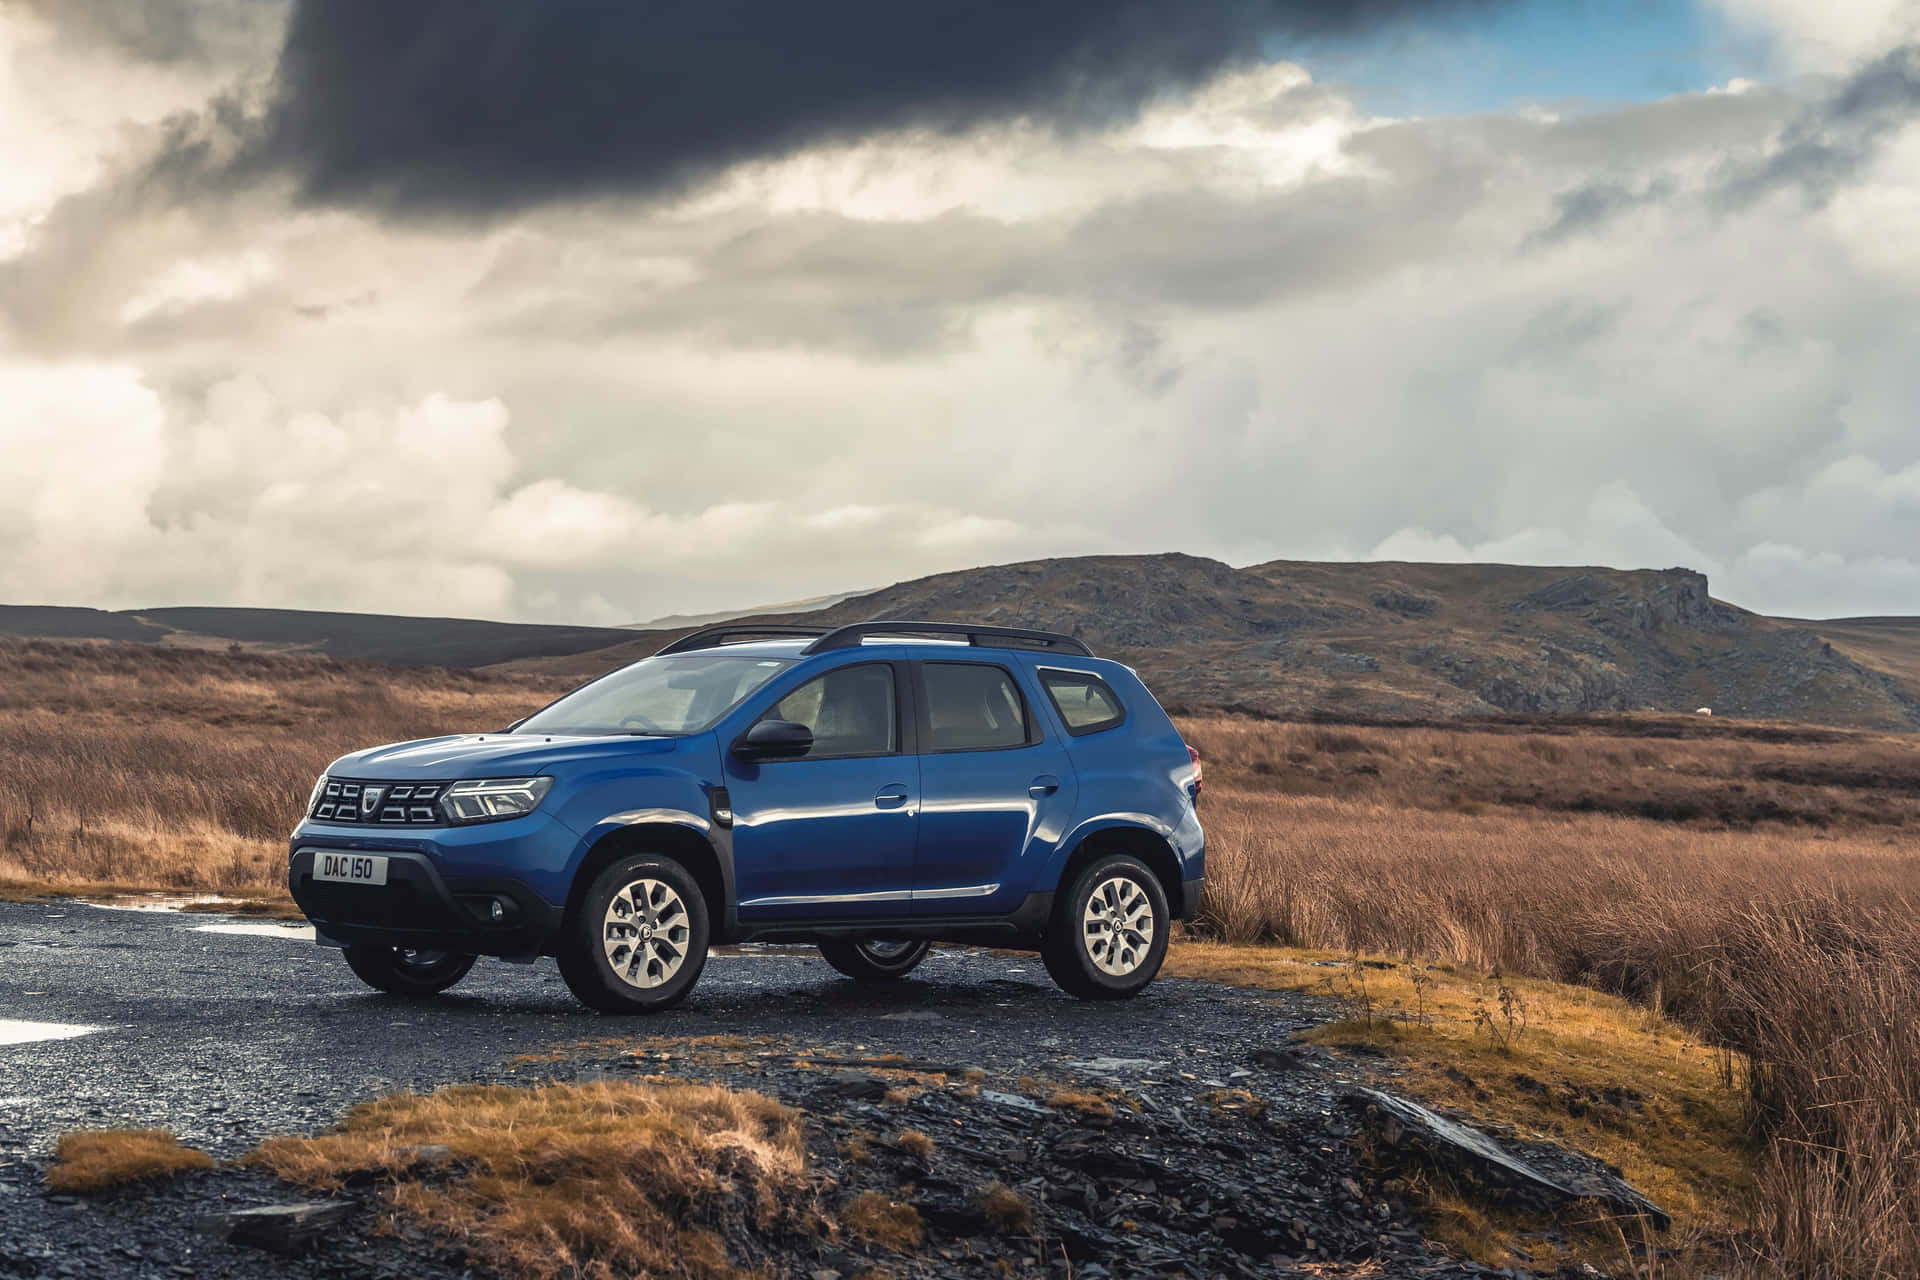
[874,785,911,810]
[1028,775,1060,797]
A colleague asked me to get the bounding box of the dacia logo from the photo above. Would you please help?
[360,786,386,817]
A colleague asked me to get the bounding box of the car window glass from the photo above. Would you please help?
[1041,671,1126,735]
[518,654,791,736]
[762,664,897,758]
[924,663,1028,752]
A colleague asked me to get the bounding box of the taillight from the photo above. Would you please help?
[1187,746,1203,799]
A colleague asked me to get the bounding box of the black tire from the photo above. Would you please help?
[557,854,710,1013]
[1041,854,1170,1000]
[342,944,477,996]
[819,938,932,981]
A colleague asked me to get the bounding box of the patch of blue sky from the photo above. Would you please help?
[1283,0,1765,117]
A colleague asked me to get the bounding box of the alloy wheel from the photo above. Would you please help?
[603,877,691,989]
[1081,875,1154,976]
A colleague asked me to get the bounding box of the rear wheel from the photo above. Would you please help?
[343,944,477,996]
[819,938,932,981]
[558,854,710,1013]
[1042,854,1169,1000]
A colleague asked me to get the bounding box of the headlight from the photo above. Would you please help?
[307,774,328,816]
[440,777,553,825]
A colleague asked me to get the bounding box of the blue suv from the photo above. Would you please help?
[289,622,1204,1013]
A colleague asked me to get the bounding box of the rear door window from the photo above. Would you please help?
[921,662,1030,752]
[1039,669,1127,736]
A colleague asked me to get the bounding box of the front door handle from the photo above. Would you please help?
[1028,775,1061,797]
[874,785,910,810]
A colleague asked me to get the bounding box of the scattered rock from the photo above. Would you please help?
[810,1072,891,1103]
[1345,1087,1670,1230]
[208,1200,354,1255]
[1251,1047,1312,1072]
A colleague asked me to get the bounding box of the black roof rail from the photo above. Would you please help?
[655,624,831,655]
[802,620,1093,657]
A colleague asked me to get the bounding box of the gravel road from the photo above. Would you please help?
[0,900,1504,1279]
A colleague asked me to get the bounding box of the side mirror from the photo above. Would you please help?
[733,719,813,761]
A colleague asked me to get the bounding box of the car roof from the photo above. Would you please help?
[653,637,1111,664]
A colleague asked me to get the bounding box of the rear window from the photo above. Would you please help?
[1040,669,1127,736]
[923,662,1029,752]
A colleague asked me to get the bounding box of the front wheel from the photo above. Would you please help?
[557,854,710,1013]
[819,938,932,981]
[343,944,477,996]
[1042,855,1170,1000]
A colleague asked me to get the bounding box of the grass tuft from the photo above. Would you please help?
[249,1081,805,1280]
[976,1181,1033,1233]
[841,1190,924,1250]
[46,1129,213,1193]
[1043,1090,1116,1124]
[892,1129,935,1158]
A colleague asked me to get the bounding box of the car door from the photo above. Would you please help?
[723,660,920,921]
[911,658,1075,916]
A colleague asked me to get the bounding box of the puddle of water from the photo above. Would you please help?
[86,895,237,914]
[0,1020,103,1047]
[192,923,317,941]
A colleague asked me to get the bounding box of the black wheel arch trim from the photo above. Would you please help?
[570,806,738,942]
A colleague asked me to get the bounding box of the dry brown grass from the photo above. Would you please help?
[840,1190,924,1250]
[1186,713,1920,1279]
[976,1181,1033,1234]
[891,1129,935,1158]
[1042,1090,1117,1124]
[1183,713,1920,829]
[45,1129,214,1193]
[249,1081,806,1280]
[0,640,563,900]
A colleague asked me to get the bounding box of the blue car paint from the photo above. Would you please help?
[289,638,1203,954]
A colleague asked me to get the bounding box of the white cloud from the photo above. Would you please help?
[1726,542,1920,617]
[121,250,276,324]
[1707,0,1919,72]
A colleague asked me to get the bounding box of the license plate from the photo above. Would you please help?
[313,852,388,886]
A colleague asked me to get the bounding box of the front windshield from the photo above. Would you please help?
[517,653,793,736]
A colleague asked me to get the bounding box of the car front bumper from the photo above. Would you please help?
[288,821,572,958]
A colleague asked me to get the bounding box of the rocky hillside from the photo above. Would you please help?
[6,555,1914,728]
[506,555,1920,730]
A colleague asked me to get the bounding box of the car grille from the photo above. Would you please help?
[311,779,446,826]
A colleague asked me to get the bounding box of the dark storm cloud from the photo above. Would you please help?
[259,0,1497,214]
[1531,176,1674,244]
[1717,43,1920,210]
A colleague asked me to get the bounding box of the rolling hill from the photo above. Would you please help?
[5,556,1917,729]
[0,605,634,668]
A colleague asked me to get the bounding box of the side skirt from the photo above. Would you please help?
[730,891,1053,947]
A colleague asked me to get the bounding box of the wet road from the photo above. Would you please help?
[0,900,1510,1280]
[0,899,1319,1162]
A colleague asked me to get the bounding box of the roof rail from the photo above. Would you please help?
[802,620,1093,657]
[655,624,831,655]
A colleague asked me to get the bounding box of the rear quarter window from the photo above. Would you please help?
[1040,669,1127,736]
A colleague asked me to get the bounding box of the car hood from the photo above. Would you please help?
[329,732,684,780]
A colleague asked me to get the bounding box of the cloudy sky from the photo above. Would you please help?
[2,0,1917,624]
